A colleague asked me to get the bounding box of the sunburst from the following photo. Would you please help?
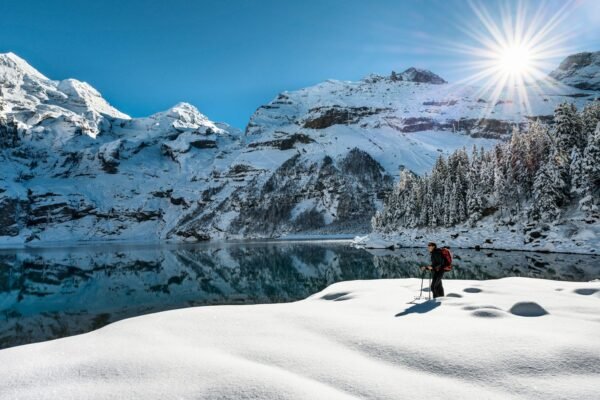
[453,0,577,116]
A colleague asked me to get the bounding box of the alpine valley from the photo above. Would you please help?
[1,51,599,246]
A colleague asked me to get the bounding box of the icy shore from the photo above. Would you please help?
[1,277,598,399]
[354,215,600,255]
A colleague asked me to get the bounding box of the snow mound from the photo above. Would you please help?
[0,277,598,399]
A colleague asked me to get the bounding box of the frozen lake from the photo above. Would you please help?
[1,240,598,349]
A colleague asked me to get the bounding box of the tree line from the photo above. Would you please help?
[373,101,600,232]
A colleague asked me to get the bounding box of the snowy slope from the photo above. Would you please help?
[0,53,599,245]
[0,277,598,399]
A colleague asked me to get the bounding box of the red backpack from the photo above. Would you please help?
[441,248,453,271]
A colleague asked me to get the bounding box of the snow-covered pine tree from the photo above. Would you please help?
[569,148,585,198]
[523,120,550,193]
[547,105,577,202]
[479,148,495,200]
[398,169,417,226]
[581,101,600,145]
[466,180,483,225]
[455,173,467,223]
[432,192,443,227]
[419,180,430,226]
[580,122,600,213]
[408,183,421,227]
[553,102,582,154]
[509,126,527,209]
[532,152,567,222]
[458,197,467,223]
[443,177,454,227]
[493,163,507,217]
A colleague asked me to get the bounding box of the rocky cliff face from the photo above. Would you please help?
[179,148,393,237]
[0,52,598,244]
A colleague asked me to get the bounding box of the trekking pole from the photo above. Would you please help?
[419,269,425,299]
[428,270,432,300]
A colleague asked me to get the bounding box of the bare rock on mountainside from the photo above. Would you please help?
[391,67,447,84]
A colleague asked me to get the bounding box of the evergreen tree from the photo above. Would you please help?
[532,153,567,222]
[523,120,550,191]
[581,101,600,143]
[569,148,585,198]
[581,122,600,212]
[479,149,495,199]
[493,164,507,216]
[553,102,582,153]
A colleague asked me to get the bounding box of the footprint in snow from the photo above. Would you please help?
[321,292,353,301]
[463,287,482,293]
[471,309,505,318]
[462,305,502,311]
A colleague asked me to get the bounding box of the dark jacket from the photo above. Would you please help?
[430,248,444,271]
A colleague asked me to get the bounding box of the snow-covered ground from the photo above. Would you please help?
[1,277,598,399]
[355,210,600,255]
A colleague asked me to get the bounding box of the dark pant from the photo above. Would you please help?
[431,269,445,298]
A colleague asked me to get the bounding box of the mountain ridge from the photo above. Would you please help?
[0,51,598,245]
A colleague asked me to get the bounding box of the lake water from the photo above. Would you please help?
[1,240,598,349]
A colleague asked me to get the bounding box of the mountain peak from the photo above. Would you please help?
[391,67,447,84]
[57,79,130,119]
[549,51,600,90]
[0,52,48,81]
[165,102,210,124]
[144,102,225,134]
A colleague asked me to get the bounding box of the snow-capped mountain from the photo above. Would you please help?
[0,52,128,138]
[0,52,598,245]
[549,51,600,91]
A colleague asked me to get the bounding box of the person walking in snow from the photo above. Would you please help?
[420,242,445,298]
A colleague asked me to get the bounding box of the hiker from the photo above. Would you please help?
[420,242,447,298]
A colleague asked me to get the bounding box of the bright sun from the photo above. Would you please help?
[498,45,532,75]
[453,1,575,115]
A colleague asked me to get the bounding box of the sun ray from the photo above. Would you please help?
[448,0,578,119]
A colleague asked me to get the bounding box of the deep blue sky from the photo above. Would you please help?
[1,0,598,128]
